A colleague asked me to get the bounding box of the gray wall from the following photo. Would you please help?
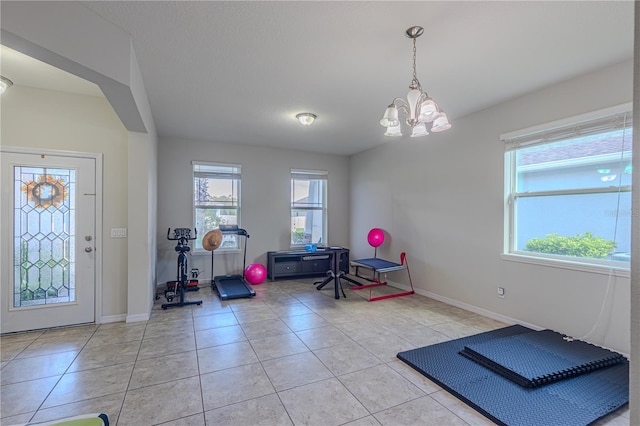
[350,59,633,354]
[156,138,350,284]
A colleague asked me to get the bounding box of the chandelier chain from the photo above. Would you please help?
[411,37,421,90]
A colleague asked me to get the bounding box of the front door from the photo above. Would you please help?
[1,151,96,333]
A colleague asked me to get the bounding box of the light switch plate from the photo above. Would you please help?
[111,228,127,238]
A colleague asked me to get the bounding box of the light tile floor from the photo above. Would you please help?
[1,278,630,425]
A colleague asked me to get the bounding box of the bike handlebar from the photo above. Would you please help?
[167,228,197,241]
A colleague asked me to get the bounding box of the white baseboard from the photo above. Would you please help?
[126,313,150,323]
[390,281,630,357]
[420,289,543,331]
[387,280,543,331]
[99,313,150,325]
[99,314,127,324]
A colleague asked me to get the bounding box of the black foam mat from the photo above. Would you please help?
[460,329,625,388]
[397,325,628,426]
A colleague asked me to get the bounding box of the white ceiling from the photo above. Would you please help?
[1,1,635,156]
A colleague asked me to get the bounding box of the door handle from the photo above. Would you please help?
[84,247,93,253]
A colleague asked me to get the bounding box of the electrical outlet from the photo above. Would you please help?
[497,287,505,298]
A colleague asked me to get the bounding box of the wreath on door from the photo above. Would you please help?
[21,174,67,208]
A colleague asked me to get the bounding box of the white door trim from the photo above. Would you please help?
[0,146,104,326]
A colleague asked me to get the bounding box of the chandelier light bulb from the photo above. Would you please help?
[380,105,400,127]
[384,125,402,137]
[418,98,439,123]
[410,123,428,138]
[430,112,452,132]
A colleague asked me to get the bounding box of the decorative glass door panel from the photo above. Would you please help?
[1,151,96,333]
[14,166,76,308]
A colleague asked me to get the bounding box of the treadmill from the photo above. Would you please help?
[211,225,256,300]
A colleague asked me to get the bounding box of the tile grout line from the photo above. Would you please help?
[28,325,101,424]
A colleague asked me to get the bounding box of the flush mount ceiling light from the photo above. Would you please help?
[296,112,317,126]
[380,26,451,137]
[0,75,13,94]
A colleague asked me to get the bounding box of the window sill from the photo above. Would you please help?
[500,253,630,278]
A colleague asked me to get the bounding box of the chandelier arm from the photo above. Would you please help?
[392,97,409,110]
[394,91,428,126]
[393,98,410,124]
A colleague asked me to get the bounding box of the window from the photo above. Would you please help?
[503,105,632,269]
[291,169,327,247]
[193,162,241,250]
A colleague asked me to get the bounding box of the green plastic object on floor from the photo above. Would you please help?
[11,413,109,426]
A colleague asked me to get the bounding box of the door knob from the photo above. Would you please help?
[84,247,93,252]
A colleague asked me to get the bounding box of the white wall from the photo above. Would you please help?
[157,138,350,284]
[350,59,633,354]
[126,45,159,322]
[127,130,158,321]
[1,86,130,318]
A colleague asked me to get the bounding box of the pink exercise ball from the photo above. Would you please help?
[245,263,266,285]
[367,228,385,248]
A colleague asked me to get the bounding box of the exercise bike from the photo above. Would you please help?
[162,228,203,310]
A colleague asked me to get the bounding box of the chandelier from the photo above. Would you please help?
[380,26,451,137]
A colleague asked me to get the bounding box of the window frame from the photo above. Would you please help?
[501,103,632,275]
[192,161,242,253]
[290,169,328,248]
